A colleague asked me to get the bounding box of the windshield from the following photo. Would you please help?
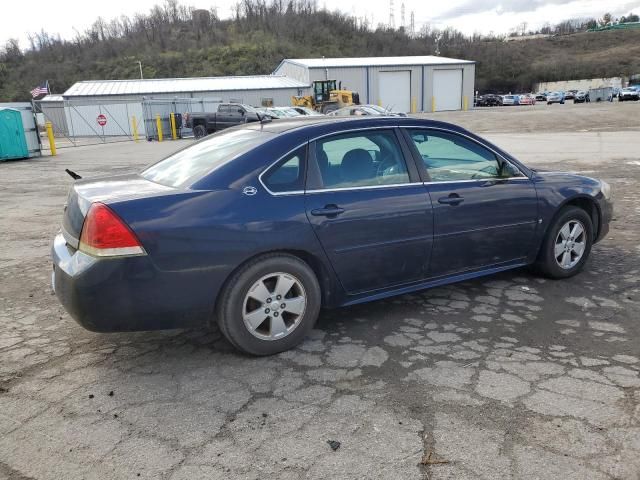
[367,105,388,113]
[141,128,272,187]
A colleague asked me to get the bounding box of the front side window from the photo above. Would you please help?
[407,129,521,182]
[262,147,306,193]
[313,130,410,189]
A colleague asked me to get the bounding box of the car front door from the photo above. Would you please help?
[404,128,539,278]
[305,128,433,294]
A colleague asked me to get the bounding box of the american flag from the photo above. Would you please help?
[30,81,49,98]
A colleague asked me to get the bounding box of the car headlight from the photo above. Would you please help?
[600,180,611,200]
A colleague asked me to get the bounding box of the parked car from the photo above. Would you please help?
[291,106,324,116]
[564,90,578,100]
[52,117,612,355]
[535,92,548,101]
[476,94,503,107]
[574,91,589,103]
[546,92,565,104]
[518,94,536,105]
[186,103,261,137]
[327,105,406,117]
[501,95,520,106]
[365,104,408,116]
[619,87,640,101]
[266,107,303,118]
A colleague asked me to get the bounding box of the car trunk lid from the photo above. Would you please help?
[61,174,175,247]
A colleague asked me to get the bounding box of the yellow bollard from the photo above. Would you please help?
[156,114,163,142]
[131,115,139,142]
[463,96,468,111]
[378,100,382,107]
[170,113,177,140]
[411,98,417,113]
[45,121,56,156]
[431,97,436,112]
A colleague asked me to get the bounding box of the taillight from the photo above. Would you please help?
[79,203,145,257]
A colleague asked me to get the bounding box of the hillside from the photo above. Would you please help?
[1,0,640,101]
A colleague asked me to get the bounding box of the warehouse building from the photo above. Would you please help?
[62,75,309,105]
[274,56,476,112]
[37,56,476,141]
[39,75,309,139]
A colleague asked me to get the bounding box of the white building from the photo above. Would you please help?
[274,56,476,112]
[62,75,309,106]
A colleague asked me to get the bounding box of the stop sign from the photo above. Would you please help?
[97,114,107,126]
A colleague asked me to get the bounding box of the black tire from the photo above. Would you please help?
[193,124,207,139]
[534,206,593,279]
[216,254,321,356]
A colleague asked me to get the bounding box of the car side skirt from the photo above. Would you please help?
[339,260,530,307]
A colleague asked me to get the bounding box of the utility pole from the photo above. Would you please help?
[401,3,405,29]
[136,60,143,79]
[410,11,415,36]
[389,0,395,29]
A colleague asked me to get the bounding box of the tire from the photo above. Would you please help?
[534,206,593,279]
[216,254,321,356]
[193,124,207,139]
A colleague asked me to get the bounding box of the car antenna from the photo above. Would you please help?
[65,169,82,180]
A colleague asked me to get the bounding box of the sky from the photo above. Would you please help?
[3,0,640,48]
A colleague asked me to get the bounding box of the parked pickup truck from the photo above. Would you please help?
[186,103,262,137]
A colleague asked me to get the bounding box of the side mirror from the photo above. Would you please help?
[238,109,245,115]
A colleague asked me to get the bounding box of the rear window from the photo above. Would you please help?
[142,129,272,187]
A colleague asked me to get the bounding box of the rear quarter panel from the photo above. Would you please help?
[108,186,334,317]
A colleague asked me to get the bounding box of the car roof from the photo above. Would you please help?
[242,116,470,136]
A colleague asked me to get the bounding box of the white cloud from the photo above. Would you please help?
[2,0,639,48]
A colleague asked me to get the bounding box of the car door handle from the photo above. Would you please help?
[438,194,464,206]
[311,205,345,217]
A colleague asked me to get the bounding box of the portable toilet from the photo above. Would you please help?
[0,108,29,161]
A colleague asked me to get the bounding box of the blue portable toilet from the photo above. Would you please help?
[0,108,29,160]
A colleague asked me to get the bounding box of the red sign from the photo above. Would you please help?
[97,114,107,126]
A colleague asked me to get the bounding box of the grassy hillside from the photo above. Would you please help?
[1,0,639,101]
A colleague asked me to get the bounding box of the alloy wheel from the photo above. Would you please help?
[242,272,307,341]
[554,220,586,269]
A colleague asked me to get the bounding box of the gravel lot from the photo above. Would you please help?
[1,103,639,479]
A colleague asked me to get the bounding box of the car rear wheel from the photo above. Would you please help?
[534,206,593,279]
[193,125,207,139]
[216,254,321,355]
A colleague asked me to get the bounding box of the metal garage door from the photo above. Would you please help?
[433,69,463,111]
[379,71,411,113]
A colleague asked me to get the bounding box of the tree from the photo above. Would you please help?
[599,12,612,27]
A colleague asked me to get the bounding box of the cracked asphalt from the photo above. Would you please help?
[1,103,639,479]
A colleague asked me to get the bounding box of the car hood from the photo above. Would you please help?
[532,170,601,188]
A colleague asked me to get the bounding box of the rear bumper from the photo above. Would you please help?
[51,234,214,332]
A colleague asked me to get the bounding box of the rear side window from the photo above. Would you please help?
[261,146,306,193]
[313,130,410,189]
[142,129,272,187]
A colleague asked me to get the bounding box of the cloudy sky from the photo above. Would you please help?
[3,0,640,48]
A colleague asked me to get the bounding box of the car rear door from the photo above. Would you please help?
[304,128,433,294]
[403,128,539,278]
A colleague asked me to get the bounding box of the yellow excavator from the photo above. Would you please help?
[292,80,360,114]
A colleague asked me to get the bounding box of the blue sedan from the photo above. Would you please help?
[52,117,613,355]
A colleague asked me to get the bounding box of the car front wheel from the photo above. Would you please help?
[534,206,593,279]
[216,254,321,355]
